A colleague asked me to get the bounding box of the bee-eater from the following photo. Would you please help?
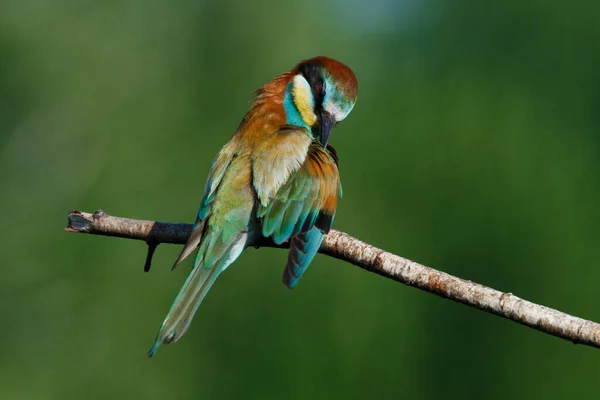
[148,56,358,357]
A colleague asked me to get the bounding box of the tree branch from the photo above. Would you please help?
[66,209,600,349]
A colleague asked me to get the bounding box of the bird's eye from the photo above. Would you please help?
[315,80,325,96]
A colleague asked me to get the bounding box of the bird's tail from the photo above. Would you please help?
[148,231,247,357]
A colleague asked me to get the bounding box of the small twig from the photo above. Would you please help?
[65,209,600,350]
[144,241,159,272]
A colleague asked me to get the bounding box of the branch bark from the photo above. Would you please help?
[66,209,600,349]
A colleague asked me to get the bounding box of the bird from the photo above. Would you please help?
[148,56,358,357]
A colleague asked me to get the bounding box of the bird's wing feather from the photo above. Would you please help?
[252,125,313,207]
[150,154,254,356]
[173,140,238,269]
[253,128,340,288]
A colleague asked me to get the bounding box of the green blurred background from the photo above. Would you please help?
[1,0,599,398]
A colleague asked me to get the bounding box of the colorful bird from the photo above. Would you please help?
[148,56,358,357]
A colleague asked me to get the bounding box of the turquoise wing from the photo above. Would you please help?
[283,228,325,288]
[149,141,253,357]
[254,131,341,288]
[172,139,237,269]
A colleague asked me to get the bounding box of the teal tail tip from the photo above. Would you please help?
[147,340,161,358]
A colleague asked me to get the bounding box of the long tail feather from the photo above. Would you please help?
[172,220,205,270]
[148,263,219,357]
[148,232,247,357]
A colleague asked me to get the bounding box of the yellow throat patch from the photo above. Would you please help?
[291,75,317,127]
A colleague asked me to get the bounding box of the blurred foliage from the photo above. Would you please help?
[1,0,599,398]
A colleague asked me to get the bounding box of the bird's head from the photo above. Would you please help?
[284,56,358,147]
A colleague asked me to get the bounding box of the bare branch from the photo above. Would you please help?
[66,210,600,350]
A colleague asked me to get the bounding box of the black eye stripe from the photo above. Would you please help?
[298,61,325,105]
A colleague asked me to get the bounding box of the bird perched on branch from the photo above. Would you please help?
[148,56,358,357]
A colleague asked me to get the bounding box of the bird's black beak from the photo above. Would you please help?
[319,111,335,148]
